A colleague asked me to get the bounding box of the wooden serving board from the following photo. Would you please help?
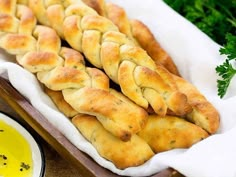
[0,75,184,177]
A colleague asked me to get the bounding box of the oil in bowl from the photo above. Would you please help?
[0,112,45,177]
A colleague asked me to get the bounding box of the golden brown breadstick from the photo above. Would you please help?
[130,19,181,76]
[173,75,220,134]
[72,114,154,169]
[17,0,192,117]
[81,0,220,134]
[82,0,107,16]
[138,114,209,152]
[45,88,210,154]
[44,87,79,118]
[0,3,148,141]
[82,0,180,76]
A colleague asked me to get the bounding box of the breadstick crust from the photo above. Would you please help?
[82,0,180,75]
[0,3,149,141]
[63,87,148,141]
[72,114,154,169]
[105,2,135,41]
[130,19,181,76]
[173,75,220,134]
[44,88,79,118]
[19,0,192,117]
[138,115,209,153]
[82,0,220,133]
[82,0,107,16]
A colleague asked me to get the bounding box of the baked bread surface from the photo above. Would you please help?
[0,3,148,141]
[15,0,193,117]
[72,114,154,169]
[0,0,221,171]
[81,0,220,134]
[138,115,209,152]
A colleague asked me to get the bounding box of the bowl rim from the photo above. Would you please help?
[0,111,46,177]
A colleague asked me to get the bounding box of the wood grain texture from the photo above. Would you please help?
[0,75,184,177]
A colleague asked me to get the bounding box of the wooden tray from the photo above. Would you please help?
[0,75,184,177]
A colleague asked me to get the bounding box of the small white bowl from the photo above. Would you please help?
[0,112,45,177]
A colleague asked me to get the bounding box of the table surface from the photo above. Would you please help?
[0,96,83,177]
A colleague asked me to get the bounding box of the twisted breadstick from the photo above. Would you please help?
[138,114,209,153]
[82,0,220,134]
[49,88,209,156]
[72,114,154,169]
[82,0,180,76]
[49,88,209,168]
[0,3,148,141]
[17,0,192,117]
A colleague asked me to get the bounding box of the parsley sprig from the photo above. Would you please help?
[219,33,236,60]
[163,0,236,98]
[216,58,236,98]
[216,34,236,98]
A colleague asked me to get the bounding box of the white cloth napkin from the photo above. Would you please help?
[0,0,236,177]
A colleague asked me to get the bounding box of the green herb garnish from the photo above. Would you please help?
[216,33,236,98]
[163,0,236,98]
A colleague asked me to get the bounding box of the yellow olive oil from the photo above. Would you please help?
[0,120,33,177]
